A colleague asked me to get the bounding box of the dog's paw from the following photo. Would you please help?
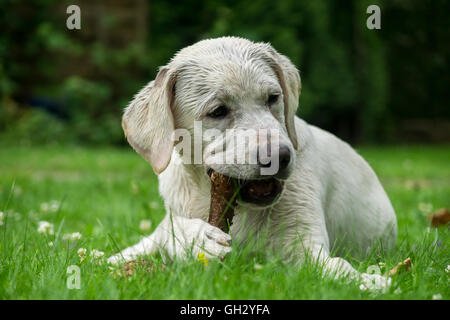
[359,273,392,293]
[200,223,232,258]
[107,248,143,265]
[160,218,232,260]
[107,218,232,265]
[107,236,157,265]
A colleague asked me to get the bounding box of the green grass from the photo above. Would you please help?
[0,144,449,299]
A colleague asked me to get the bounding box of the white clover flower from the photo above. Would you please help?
[77,248,87,257]
[0,211,4,226]
[139,219,152,232]
[90,249,105,264]
[418,202,433,214]
[366,265,382,275]
[28,210,38,221]
[40,202,50,212]
[359,274,392,294]
[48,241,54,247]
[40,200,60,213]
[72,232,82,240]
[77,248,87,262]
[13,186,22,197]
[37,221,54,235]
[11,211,21,221]
[253,263,263,270]
[49,200,60,212]
[446,265,450,273]
[62,232,82,241]
[432,294,442,300]
[149,201,159,209]
[131,181,139,194]
[90,249,105,259]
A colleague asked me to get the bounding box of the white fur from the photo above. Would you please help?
[109,37,397,291]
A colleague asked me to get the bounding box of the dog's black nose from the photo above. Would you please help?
[279,145,291,170]
[257,145,291,170]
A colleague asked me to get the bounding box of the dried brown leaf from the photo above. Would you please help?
[427,208,450,227]
[388,257,412,276]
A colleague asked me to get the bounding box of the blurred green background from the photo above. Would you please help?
[0,0,449,300]
[1,0,449,146]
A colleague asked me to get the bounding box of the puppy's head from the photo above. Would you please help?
[123,37,301,205]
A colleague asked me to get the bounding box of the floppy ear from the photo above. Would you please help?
[122,67,177,174]
[258,44,301,150]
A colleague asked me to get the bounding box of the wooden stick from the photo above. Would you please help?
[208,170,237,233]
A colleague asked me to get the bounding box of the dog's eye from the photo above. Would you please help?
[267,94,280,106]
[207,105,229,119]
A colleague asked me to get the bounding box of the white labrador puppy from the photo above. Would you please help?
[108,37,397,289]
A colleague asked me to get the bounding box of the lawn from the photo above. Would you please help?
[0,144,448,299]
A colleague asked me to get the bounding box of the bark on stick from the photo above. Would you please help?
[208,170,237,233]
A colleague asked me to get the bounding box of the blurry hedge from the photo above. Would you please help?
[0,0,449,146]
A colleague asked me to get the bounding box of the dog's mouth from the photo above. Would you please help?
[237,177,283,205]
[207,169,283,205]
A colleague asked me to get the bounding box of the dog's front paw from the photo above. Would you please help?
[107,235,157,265]
[359,273,392,293]
[161,218,232,260]
[201,223,232,258]
[107,247,145,265]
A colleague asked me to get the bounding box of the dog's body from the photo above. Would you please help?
[109,37,397,288]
